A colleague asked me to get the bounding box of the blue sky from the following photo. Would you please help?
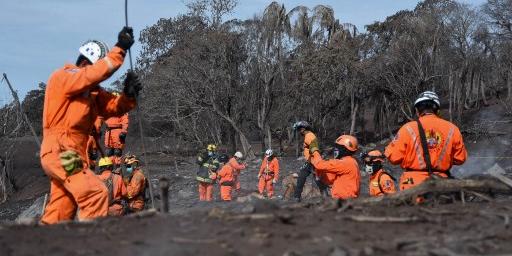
[0,0,486,103]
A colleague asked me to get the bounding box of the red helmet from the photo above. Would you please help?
[335,135,358,152]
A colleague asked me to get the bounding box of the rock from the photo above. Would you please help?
[240,204,255,214]
[283,250,302,256]
[329,247,348,256]
[178,189,194,198]
[16,195,46,221]
[236,192,264,203]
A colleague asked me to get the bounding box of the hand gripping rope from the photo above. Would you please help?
[125,0,155,209]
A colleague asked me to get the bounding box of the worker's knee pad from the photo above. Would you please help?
[114,148,123,157]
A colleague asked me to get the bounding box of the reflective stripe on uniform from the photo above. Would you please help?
[435,127,454,169]
[104,57,114,73]
[405,125,426,170]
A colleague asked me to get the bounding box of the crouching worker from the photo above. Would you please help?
[258,149,280,199]
[361,150,396,197]
[124,155,146,212]
[97,157,127,216]
[40,27,140,224]
[217,155,234,201]
[196,144,220,201]
[310,135,360,200]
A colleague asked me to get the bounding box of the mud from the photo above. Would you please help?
[1,200,511,256]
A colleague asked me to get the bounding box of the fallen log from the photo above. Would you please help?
[338,215,425,223]
[487,164,512,188]
[349,177,512,206]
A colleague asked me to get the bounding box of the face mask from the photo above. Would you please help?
[333,148,340,159]
[208,151,214,157]
[126,167,133,174]
[364,165,374,175]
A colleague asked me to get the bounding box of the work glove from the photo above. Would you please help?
[123,71,142,98]
[116,26,134,51]
[119,132,127,143]
[59,150,83,176]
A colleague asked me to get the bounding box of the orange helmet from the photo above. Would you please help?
[363,150,385,163]
[335,135,358,152]
[124,155,139,165]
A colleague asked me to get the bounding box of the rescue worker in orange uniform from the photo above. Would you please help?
[258,149,280,198]
[293,121,328,201]
[196,144,220,201]
[385,91,467,191]
[97,157,127,216]
[217,155,234,201]
[229,151,246,194]
[40,27,141,224]
[361,150,396,197]
[310,135,360,200]
[104,104,129,167]
[86,117,103,170]
[125,155,146,212]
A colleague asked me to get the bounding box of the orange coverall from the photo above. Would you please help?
[127,168,146,212]
[311,152,360,200]
[369,169,396,197]
[104,113,129,149]
[228,157,246,192]
[258,156,280,198]
[40,46,135,224]
[217,164,235,201]
[303,131,318,162]
[98,170,127,216]
[385,114,467,190]
[198,172,217,201]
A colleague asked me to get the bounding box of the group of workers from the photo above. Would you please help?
[194,91,466,203]
[291,90,467,201]
[195,145,249,201]
[39,26,147,224]
[37,24,467,224]
[195,145,281,201]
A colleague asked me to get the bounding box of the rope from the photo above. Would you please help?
[124,0,155,209]
[124,0,133,70]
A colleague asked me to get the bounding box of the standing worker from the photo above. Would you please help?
[229,151,246,194]
[257,149,280,199]
[124,155,146,212]
[86,117,103,170]
[39,27,141,224]
[361,150,396,197]
[310,135,360,200]
[196,144,220,201]
[292,121,328,202]
[385,91,467,191]
[104,101,129,168]
[97,157,127,216]
[217,155,234,201]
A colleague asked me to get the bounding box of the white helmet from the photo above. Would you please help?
[265,149,273,157]
[234,151,243,159]
[78,40,109,64]
[414,91,440,108]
